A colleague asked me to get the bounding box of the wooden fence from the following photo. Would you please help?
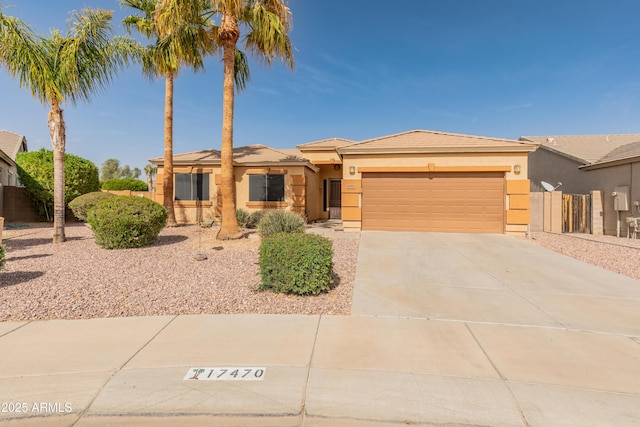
[562,194,591,233]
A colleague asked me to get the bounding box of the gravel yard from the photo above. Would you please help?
[529,231,640,281]
[0,223,359,321]
[2,224,639,322]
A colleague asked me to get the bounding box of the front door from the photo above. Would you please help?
[329,179,342,219]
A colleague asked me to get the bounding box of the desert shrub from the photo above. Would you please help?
[68,191,116,222]
[257,210,305,237]
[259,233,333,295]
[246,210,266,229]
[236,209,251,228]
[102,178,148,191]
[16,149,100,220]
[87,196,167,249]
[0,244,5,269]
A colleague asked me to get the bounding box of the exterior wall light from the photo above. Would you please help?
[349,165,356,175]
[514,164,521,175]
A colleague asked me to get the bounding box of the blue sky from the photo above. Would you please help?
[2,1,640,173]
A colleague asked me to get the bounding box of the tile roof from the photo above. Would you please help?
[338,129,537,154]
[149,144,312,167]
[297,138,357,150]
[520,134,640,164]
[0,130,28,160]
[580,140,640,169]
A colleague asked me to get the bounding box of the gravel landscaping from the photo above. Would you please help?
[2,224,639,322]
[0,223,359,321]
[529,231,640,281]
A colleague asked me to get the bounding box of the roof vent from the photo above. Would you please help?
[546,137,556,145]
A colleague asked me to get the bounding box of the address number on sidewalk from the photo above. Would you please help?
[184,367,266,381]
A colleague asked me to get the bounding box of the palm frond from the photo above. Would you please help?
[243,2,294,69]
[233,47,250,91]
[0,9,54,104]
[55,8,139,104]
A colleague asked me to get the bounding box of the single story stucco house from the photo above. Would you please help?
[523,134,640,236]
[149,129,538,236]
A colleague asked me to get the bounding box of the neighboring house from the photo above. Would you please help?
[150,129,537,236]
[0,130,28,186]
[522,134,640,236]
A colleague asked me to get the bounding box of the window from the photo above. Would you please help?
[249,174,285,202]
[175,173,209,201]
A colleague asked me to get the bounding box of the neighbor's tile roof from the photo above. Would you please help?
[338,129,536,154]
[520,134,640,164]
[297,137,357,150]
[0,130,27,160]
[149,144,311,166]
[580,140,640,169]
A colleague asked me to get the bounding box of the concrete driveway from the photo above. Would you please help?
[353,231,640,336]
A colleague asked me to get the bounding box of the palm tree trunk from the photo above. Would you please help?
[163,72,178,226]
[217,30,242,240]
[48,100,66,243]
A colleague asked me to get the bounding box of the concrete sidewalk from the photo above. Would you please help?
[1,313,640,426]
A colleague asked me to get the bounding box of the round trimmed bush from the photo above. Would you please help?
[68,191,116,222]
[102,178,148,191]
[259,233,333,295]
[257,210,305,237]
[87,196,167,249]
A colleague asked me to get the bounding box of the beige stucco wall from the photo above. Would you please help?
[0,159,16,187]
[157,164,318,224]
[528,147,593,193]
[530,192,544,232]
[342,152,529,180]
[585,162,640,236]
[529,148,640,236]
[299,149,342,164]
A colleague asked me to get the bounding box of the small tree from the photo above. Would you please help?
[101,158,121,181]
[17,149,100,220]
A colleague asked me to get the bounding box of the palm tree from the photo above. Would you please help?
[0,8,138,243]
[123,0,249,227]
[156,0,294,240]
[144,163,157,191]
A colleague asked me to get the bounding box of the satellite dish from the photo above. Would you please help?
[541,181,562,192]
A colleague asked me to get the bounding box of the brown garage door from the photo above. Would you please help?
[362,172,505,233]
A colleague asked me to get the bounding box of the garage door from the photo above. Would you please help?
[362,172,505,233]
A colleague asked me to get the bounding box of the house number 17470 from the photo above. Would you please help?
[184,367,266,381]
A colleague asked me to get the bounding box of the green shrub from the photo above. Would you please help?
[236,209,251,228]
[0,244,6,269]
[102,178,148,191]
[247,210,266,229]
[257,210,305,237]
[16,149,100,220]
[68,191,116,222]
[260,233,333,295]
[87,196,167,249]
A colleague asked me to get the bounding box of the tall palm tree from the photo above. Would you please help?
[124,0,249,227]
[156,0,294,240]
[0,8,138,243]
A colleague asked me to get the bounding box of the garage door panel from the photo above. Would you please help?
[362,172,504,233]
